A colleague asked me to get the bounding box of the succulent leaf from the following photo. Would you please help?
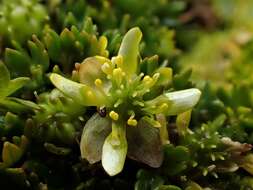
[0,62,29,98]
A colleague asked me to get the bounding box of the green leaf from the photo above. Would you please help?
[28,37,49,71]
[0,65,31,109]
[50,73,105,106]
[44,143,71,156]
[5,48,30,76]
[2,142,22,167]
[102,122,127,176]
[0,61,10,89]
[163,144,190,176]
[0,77,30,98]
[8,97,41,111]
[0,98,34,113]
[127,118,163,167]
[118,27,142,76]
[156,114,169,145]
[165,88,201,115]
[176,110,192,136]
[135,169,165,190]
[185,181,203,190]
[155,185,182,190]
[80,113,111,164]
[44,30,62,62]
[60,28,75,51]
[240,154,253,175]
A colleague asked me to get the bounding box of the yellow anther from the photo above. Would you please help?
[109,111,119,121]
[101,62,112,75]
[94,56,110,64]
[143,75,152,82]
[112,55,123,67]
[113,68,123,77]
[127,119,138,126]
[94,78,103,87]
[113,68,124,86]
[143,75,154,86]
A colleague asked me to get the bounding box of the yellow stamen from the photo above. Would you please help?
[94,78,103,87]
[113,68,123,77]
[101,62,112,75]
[109,111,119,121]
[112,55,123,67]
[112,68,124,87]
[127,118,138,126]
[143,75,154,87]
[143,75,153,83]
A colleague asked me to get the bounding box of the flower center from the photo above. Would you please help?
[94,56,169,126]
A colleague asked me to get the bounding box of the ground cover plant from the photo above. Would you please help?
[0,0,253,189]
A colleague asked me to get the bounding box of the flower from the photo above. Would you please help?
[50,27,201,176]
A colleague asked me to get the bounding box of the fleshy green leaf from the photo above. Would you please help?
[155,185,182,190]
[162,144,190,176]
[1,138,26,168]
[127,118,163,167]
[0,136,28,169]
[0,98,34,113]
[185,181,203,190]
[0,61,10,89]
[165,88,201,115]
[176,110,192,136]
[50,73,106,106]
[44,143,71,156]
[118,27,142,76]
[240,154,253,175]
[8,97,41,111]
[102,122,127,176]
[0,77,30,98]
[80,113,111,164]
[156,114,169,145]
[44,29,62,62]
[5,48,30,76]
[0,61,29,98]
[2,142,22,166]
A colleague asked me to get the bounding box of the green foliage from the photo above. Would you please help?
[47,0,181,60]
[0,0,47,47]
